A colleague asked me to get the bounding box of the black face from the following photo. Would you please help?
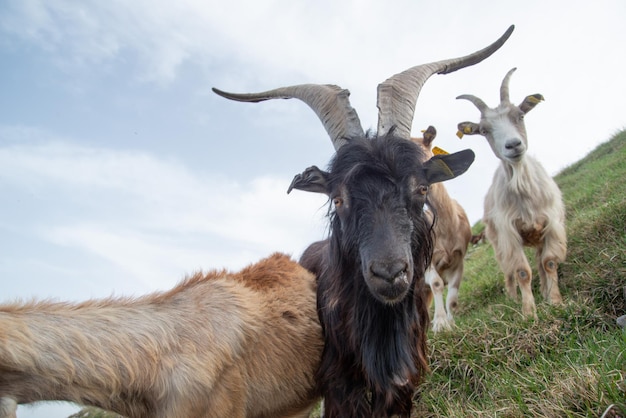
[327,136,432,304]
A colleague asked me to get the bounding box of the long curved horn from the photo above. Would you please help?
[376,24,514,139]
[212,84,364,150]
[456,94,489,113]
[500,67,517,103]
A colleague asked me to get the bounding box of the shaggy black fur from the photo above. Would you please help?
[300,134,433,417]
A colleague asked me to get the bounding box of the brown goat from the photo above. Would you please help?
[412,126,472,332]
[0,253,323,418]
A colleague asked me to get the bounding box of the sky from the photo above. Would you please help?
[0,1,625,416]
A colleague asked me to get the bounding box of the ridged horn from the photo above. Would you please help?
[456,94,489,113]
[500,67,517,103]
[376,24,514,139]
[212,84,364,151]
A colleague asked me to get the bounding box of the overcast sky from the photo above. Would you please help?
[1,1,625,416]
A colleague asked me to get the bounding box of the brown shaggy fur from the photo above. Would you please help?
[412,129,472,332]
[0,253,323,418]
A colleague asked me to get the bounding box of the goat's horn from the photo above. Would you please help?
[456,94,489,113]
[212,84,364,151]
[376,24,514,140]
[500,67,517,103]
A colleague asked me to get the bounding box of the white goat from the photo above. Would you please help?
[456,68,567,318]
[412,126,472,332]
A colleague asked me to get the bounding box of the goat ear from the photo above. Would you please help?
[421,125,437,148]
[519,93,544,114]
[456,122,481,138]
[422,149,475,184]
[287,165,330,195]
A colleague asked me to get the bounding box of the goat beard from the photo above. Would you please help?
[316,218,432,415]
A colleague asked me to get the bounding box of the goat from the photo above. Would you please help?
[213,25,514,417]
[0,253,323,418]
[457,67,567,318]
[411,126,472,332]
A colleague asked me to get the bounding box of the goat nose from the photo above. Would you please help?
[370,260,408,282]
[505,139,522,150]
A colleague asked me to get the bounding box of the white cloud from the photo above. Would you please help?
[0,135,327,292]
[2,0,624,233]
[0,1,517,87]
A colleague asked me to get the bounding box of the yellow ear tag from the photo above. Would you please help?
[527,94,544,104]
[456,130,464,139]
[432,146,449,156]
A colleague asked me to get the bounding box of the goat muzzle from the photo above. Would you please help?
[366,260,412,304]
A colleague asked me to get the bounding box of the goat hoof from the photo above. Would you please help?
[522,306,538,319]
[549,293,563,305]
[431,317,453,333]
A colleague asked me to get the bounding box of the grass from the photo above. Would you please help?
[413,130,626,417]
[75,132,626,417]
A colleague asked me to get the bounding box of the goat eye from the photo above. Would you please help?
[333,197,343,208]
[408,177,428,196]
[480,127,488,135]
[410,182,428,196]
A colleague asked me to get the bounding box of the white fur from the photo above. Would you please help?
[458,70,567,318]
[0,399,16,418]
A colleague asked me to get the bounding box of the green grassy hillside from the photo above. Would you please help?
[414,130,626,417]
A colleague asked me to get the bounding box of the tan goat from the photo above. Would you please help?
[0,253,323,418]
[412,126,472,332]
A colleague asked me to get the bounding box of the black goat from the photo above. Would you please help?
[297,135,472,416]
[213,25,514,417]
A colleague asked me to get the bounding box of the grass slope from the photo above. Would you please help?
[414,130,626,417]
